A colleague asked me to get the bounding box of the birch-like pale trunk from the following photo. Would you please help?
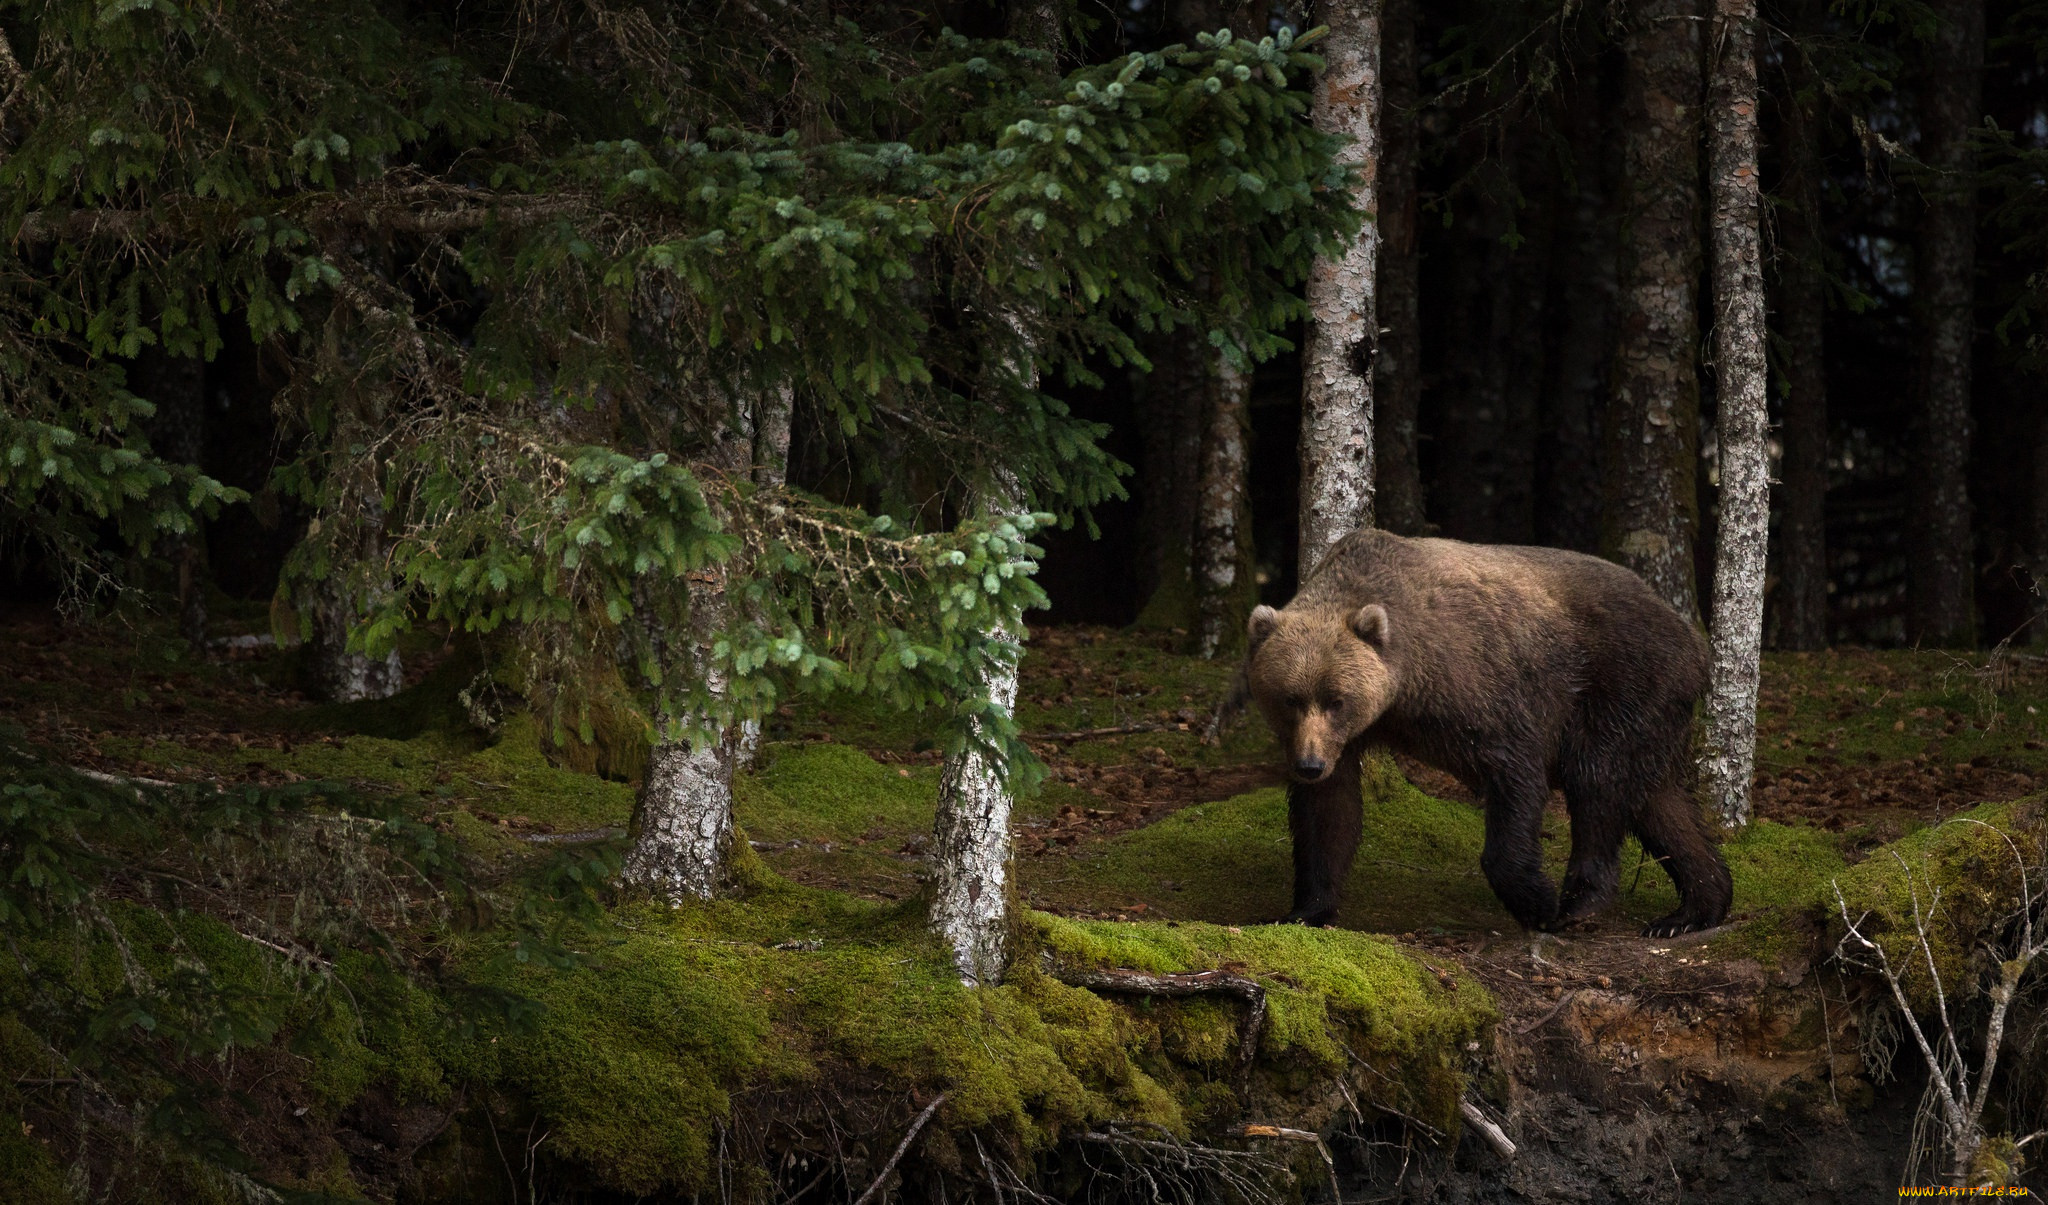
[735,382,795,769]
[1193,354,1253,659]
[929,1,1060,985]
[1701,0,1769,828]
[1907,0,1983,648]
[1603,0,1705,622]
[1774,12,1829,652]
[622,568,739,903]
[930,476,1023,986]
[308,506,403,703]
[1297,0,1381,577]
[621,405,758,902]
[310,580,404,702]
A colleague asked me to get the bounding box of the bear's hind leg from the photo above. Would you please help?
[1555,796,1625,927]
[1284,753,1364,926]
[1478,768,1559,931]
[1555,758,1627,926]
[1633,780,1734,937]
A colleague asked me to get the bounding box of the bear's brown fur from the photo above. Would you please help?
[1243,527,1732,937]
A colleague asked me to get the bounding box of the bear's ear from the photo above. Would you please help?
[1247,605,1281,647]
[1350,603,1391,648]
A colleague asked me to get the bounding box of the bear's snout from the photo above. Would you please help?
[1292,754,1331,782]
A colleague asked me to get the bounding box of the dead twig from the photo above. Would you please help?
[850,1091,948,1205]
[1024,722,1173,743]
[1457,1099,1517,1161]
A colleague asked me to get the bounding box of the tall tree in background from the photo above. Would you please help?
[1773,7,1830,651]
[1189,1,1262,660]
[1298,0,1382,575]
[1907,0,1984,647]
[1373,0,1426,535]
[1701,0,1769,827]
[1604,0,1705,620]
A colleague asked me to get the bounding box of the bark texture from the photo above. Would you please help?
[621,400,755,902]
[931,470,1024,986]
[309,582,404,703]
[1701,0,1769,828]
[1297,0,1381,577]
[1372,0,1425,536]
[736,383,794,767]
[1906,0,1983,647]
[1132,335,1205,627]
[624,716,738,903]
[1774,18,1829,651]
[307,504,403,704]
[1603,0,1705,622]
[1193,354,1255,659]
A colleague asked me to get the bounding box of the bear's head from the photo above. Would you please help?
[1244,602,1396,784]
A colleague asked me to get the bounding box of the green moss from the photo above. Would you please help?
[746,742,940,843]
[460,868,1494,1198]
[1823,798,2045,1008]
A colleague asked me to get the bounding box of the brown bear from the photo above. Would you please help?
[1242,527,1732,937]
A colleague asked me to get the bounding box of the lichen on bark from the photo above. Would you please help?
[1701,0,1769,827]
[1297,0,1382,577]
[1603,0,1705,623]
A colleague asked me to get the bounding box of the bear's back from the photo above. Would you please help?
[1298,529,1706,694]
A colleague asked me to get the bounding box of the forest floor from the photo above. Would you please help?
[4,601,2046,1199]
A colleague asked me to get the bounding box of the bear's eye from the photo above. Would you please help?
[1284,694,1307,712]
[1319,696,1344,714]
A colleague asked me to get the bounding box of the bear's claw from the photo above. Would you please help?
[1640,912,1715,938]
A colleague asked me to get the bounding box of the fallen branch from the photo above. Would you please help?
[1513,988,1579,1036]
[851,1091,948,1205]
[1231,1124,1343,1203]
[1458,1099,1517,1161]
[1049,965,1266,1077]
[1025,722,1173,743]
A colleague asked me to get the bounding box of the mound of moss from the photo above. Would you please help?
[465,875,1495,1198]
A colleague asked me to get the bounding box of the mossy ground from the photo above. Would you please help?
[5,607,2047,1199]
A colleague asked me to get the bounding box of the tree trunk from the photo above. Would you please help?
[1537,63,1619,554]
[138,345,210,647]
[929,505,1021,985]
[1603,0,1705,622]
[1373,0,1426,536]
[309,574,404,702]
[1193,354,1255,658]
[1701,0,1769,828]
[307,500,403,704]
[735,382,794,768]
[931,0,1056,971]
[1297,0,1382,577]
[627,720,737,901]
[1773,15,1829,651]
[622,401,756,902]
[1132,335,1205,628]
[1906,0,1983,647]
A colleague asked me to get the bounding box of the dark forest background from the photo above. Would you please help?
[1015,0,2048,652]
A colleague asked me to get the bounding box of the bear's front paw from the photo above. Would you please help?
[1640,911,1720,938]
[1280,905,1339,928]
